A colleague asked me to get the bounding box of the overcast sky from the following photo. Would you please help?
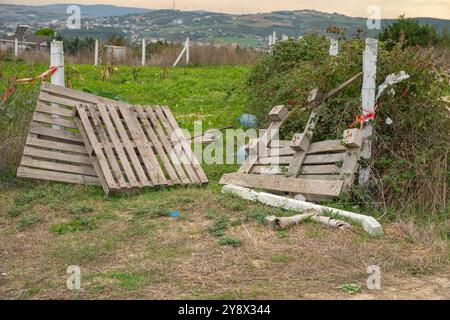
[2,0,450,19]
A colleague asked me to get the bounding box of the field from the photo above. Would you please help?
[0,62,449,299]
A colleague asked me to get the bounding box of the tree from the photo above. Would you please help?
[379,15,441,49]
[35,28,56,37]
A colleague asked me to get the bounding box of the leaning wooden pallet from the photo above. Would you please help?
[220,73,365,201]
[74,104,207,195]
[17,83,208,193]
[17,83,126,186]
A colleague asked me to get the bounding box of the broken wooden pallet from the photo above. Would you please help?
[74,104,207,195]
[219,104,364,201]
[17,83,125,186]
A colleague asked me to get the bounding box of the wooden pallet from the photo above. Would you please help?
[17,83,125,186]
[219,105,363,201]
[74,104,207,195]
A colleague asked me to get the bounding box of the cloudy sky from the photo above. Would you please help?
[2,0,450,19]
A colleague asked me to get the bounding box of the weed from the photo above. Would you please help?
[207,213,228,238]
[6,205,25,217]
[337,283,362,294]
[50,216,96,234]
[244,209,268,225]
[68,204,94,215]
[17,214,42,231]
[130,205,169,218]
[218,235,242,247]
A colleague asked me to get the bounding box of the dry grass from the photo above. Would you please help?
[15,44,260,66]
[0,183,448,300]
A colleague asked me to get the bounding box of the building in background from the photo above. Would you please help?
[0,25,49,51]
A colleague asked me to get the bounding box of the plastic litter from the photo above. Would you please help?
[237,114,257,128]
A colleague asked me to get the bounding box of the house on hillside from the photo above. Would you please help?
[0,25,49,51]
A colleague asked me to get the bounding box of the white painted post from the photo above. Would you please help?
[185,37,190,65]
[14,38,18,56]
[94,39,99,66]
[282,34,288,41]
[329,39,339,56]
[359,38,378,185]
[272,31,277,44]
[50,40,65,129]
[268,35,273,46]
[141,38,146,66]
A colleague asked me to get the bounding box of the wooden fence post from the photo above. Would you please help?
[94,39,99,66]
[14,38,18,56]
[185,38,190,65]
[50,40,65,129]
[329,39,339,56]
[141,38,146,66]
[358,38,378,185]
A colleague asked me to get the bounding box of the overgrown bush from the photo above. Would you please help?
[246,33,449,214]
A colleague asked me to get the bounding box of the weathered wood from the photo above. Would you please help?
[359,38,378,185]
[219,173,343,198]
[286,110,320,177]
[21,156,97,176]
[258,153,346,166]
[268,105,288,121]
[97,104,140,188]
[239,106,288,174]
[142,107,191,184]
[17,166,100,186]
[135,106,182,185]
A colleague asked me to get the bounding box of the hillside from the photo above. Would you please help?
[0,4,448,46]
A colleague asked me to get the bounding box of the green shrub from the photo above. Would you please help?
[246,34,449,214]
[50,216,96,234]
[218,235,242,247]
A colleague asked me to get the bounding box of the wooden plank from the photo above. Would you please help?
[36,102,73,117]
[117,105,168,186]
[87,104,128,189]
[286,110,320,177]
[143,107,191,184]
[268,140,346,156]
[135,106,181,185]
[161,105,208,183]
[29,123,83,143]
[40,82,120,105]
[97,104,140,188]
[251,166,341,180]
[17,166,100,186]
[259,153,346,165]
[219,173,343,198]
[301,164,341,175]
[107,104,151,187]
[239,116,287,174]
[21,156,97,176]
[33,112,78,129]
[75,105,118,190]
[308,140,346,154]
[38,91,79,108]
[26,135,87,154]
[74,113,111,195]
[22,146,92,165]
[153,106,201,184]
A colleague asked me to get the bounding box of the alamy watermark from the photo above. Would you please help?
[66,265,81,290]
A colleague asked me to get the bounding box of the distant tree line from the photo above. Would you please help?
[379,15,450,49]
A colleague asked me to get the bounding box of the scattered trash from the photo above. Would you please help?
[385,117,393,125]
[0,272,7,277]
[236,145,248,164]
[266,209,352,231]
[170,211,181,218]
[237,113,257,128]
